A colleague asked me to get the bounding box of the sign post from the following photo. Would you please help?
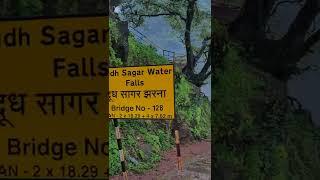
[0,15,109,179]
[175,130,183,172]
[108,64,182,176]
[113,119,128,180]
[109,64,175,119]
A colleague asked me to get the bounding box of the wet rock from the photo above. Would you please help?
[128,156,139,165]
[139,143,153,159]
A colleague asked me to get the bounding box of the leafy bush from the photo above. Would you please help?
[175,74,211,139]
[127,35,167,66]
[109,121,174,175]
[110,19,123,67]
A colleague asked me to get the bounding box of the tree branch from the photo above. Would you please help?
[189,41,212,87]
[229,0,278,42]
[194,37,211,60]
[199,58,211,77]
[204,70,212,79]
[136,12,184,19]
[137,1,187,22]
[270,0,303,17]
[303,29,320,55]
[199,41,212,75]
[282,0,320,63]
[194,70,212,86]
[182,0,196,74]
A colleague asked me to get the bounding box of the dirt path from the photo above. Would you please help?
[110,140,211,180]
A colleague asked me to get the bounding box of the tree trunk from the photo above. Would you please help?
[182,0,196,77]
[280,0,320,64]
[110,0,129,65]
[111,20,129,65]
[229,0,320,81]
[229,0,276,44]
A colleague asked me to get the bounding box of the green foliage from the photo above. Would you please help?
[213,19,228,42]
[166,0,211,41]
[176,75,211,139]
[0,0,104,17]
[213,42,320,179]
[109,124,122,175]
[56,0,79,15]
[18,0,42,16]
[1,0,43,16]
[127,35,167,66]
[109,121,174,175]
[109,18,167,67]
[285,113,320,180]
[243,145,263,180]
[213,45,257,142]
[109,19,123,67]
[175,76,192,106]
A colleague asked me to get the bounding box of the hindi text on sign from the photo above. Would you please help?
[109,64,174,120]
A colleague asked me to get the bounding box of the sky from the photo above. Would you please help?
[269,2,320,126]
[130,0,212,100]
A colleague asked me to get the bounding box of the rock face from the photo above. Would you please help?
[135,135,153,160]
[140,143,153,158]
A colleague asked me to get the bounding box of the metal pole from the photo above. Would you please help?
[113,119,128,180]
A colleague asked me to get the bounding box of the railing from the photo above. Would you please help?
[128,25,186,63]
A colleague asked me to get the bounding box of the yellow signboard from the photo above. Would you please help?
[0,15,108,178]
[109,64,175,120]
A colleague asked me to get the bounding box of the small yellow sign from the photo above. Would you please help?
[0,15,108,178]
[109,64,175,120]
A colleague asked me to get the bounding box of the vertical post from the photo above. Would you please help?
[173,119,183,173]
[175,130,183,171]
[113,119,128,180]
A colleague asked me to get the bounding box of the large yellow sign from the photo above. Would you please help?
[0,15,108,178]
[109,65,175,120]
